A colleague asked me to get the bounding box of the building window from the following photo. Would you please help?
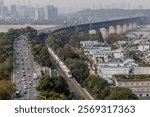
[146,94,149,97]
[147,82,149,86]
[136,82,138,86]
[131,83,133,86]
[139,94,142,97]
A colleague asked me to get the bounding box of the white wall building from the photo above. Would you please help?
[134,67,150,75]
[113,50,127,60]
[99,66,130,79]
[115,79,150,98]
[138,44,150,52]
[92,51,113,62]
[98,61,124,67]
[80,41,99,47]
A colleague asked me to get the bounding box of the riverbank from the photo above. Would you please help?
[0,24,57,32]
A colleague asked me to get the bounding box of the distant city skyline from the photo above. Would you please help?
[3,0,150,13]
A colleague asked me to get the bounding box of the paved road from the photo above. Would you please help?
[13,35,39,100]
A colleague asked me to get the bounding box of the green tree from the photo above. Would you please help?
[105,87,138,100]
[0,80,16,99]
[84,75,107,96]
[37,76,71,99]
[70,60,89,83]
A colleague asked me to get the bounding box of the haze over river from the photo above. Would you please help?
[0,25,57,32]
[127,25,150,39]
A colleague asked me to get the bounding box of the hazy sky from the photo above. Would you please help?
[4,0,150,13]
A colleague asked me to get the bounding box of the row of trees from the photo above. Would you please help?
[0,27,39,99]
[31,40,52,67]
[84,75,138,100]
[0,31,17,99]
[36,76,72,100]
[107,33,128,44]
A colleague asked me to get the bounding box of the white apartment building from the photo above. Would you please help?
[113,50,127,60]
[134,67,150,75]
[92,51,113,62]
[138,44,150,52]
[99,66,130,79]
[80,41,99,47]
[97,58,137,79]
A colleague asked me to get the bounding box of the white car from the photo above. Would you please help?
[24,85,28,89]
[33,84,36,88]
[28,74,31,77]
[29,81,33,85]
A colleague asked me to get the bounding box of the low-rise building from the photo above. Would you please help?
[113,49,127,60]
[97,58,137,79]
[134,67,150,75]
[99,66,130,79]
[114,75,150,98]
[92,51,113,62]
[80,41,99,47]
[138,44,150,52]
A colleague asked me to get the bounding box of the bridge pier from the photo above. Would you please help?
[123,24,129,33]
[112,26,117,34]
[117,25,123,34]
[128,23,134,30]
[109,26,117,34]
[133,22,138,29]
[100,28,109,39]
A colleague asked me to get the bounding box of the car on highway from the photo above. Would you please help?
[24,85,28,89]
[33,84,36,88]
[28,74,31,77]
[29,81,33,85]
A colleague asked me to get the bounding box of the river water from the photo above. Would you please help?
[127,25,150,38]
[0,24,57,33]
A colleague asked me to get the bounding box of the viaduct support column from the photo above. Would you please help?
[133,22,138,29]
[129,23,134,30]
[117,25,123,34]
[112,26,117,33]
[104,28,109,39]
[123,24,129,33]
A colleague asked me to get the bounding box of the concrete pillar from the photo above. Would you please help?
[129,23,134,30]
[100,28,109,40]
[104,28,109,39]
[133,22,138,29]
[117,25,123,34]
[111,26,117,33]
[123,24,129,33]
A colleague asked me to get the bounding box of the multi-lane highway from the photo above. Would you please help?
[13,35,38,100]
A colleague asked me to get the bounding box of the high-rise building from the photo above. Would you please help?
[44,5,58,20]
[0,0,4,16]
[35,7,45,20]
[2,6,8,16]
[11,4,18,17]
[44,5,50,20]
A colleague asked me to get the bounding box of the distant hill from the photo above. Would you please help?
[69,9,150,21]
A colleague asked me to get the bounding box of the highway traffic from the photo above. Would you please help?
[13,35,38,100]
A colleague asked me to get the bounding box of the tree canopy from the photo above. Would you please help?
[37,76,71,100]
